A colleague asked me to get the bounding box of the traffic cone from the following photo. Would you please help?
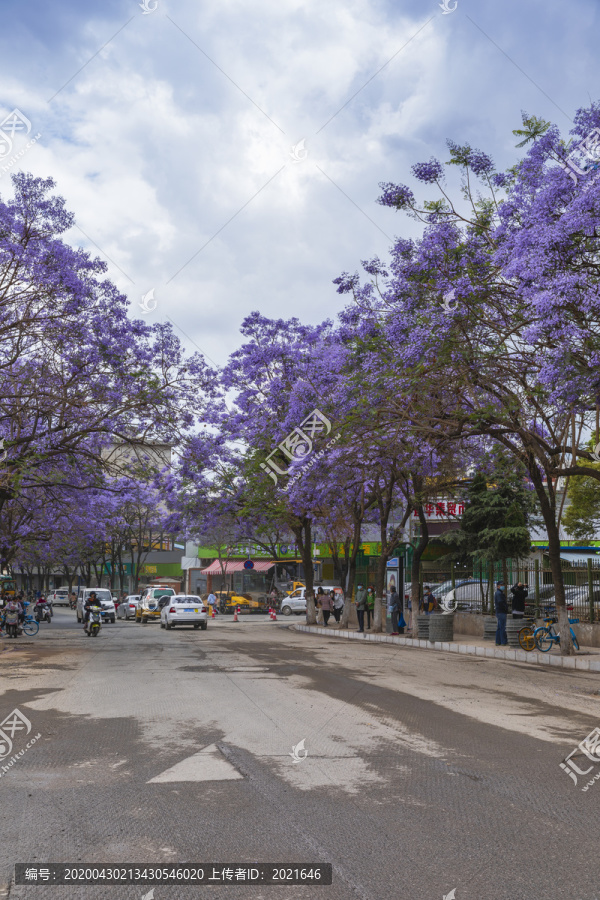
[211,607,215,618]
[233,606,239,622]
[271,608,277,621]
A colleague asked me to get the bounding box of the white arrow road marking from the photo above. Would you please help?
[147,744,243,783]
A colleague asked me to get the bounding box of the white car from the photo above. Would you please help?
[48,588,70,607]
[76,589,116,624]
[117,595,140,620]
[160,595,207,630]
[280,587,308,615]
[442,581,489,611]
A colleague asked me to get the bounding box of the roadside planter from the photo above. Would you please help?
[429,612,454,643]
[417,614,430,639]
[483,616,497,641]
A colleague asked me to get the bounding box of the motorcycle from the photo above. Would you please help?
[84,605,102,638]
[35,602,52,624]
[3,607,19,638]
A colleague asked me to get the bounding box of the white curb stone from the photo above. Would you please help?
[293,624,595,671]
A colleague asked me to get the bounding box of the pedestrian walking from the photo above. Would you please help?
[355,583,367,633]
[332,589,344,624]
[389,587,401,634]
[494,581,508,646]
[315,586,324,625]
[320,589,333,626]
[365,586,375,629]
[510,582,528,619]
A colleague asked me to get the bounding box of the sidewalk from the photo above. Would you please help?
[293,624,600,671]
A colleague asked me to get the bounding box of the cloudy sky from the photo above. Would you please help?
[0,0,597,364]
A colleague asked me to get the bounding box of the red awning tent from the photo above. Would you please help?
[200,560,274,575]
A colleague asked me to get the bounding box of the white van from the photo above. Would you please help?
[76,588,116,623]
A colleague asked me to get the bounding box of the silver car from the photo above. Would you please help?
[280,588,307,616]
[160,595,208,630]
[117,595,140,620]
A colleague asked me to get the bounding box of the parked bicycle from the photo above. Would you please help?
[519,605,579,652]
[518,621,537,652]
[524,602,557,620]
[534,615,580,652]
[21,602,39,636]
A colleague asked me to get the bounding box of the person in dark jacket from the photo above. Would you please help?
[494,582,508,646]
[510,582,528,619]
[389,588,401,634]
[355,584,367,633]
[423,586,437,615]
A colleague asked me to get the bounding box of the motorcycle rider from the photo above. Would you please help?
[83,591,99,631]
[35,595,51,622]
[2,597,23,634]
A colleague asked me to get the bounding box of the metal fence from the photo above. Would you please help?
[408,558,600,623]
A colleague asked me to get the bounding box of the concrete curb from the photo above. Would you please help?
[293,625,600,672]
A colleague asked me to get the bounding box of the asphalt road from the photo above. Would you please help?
[1,607,599,900]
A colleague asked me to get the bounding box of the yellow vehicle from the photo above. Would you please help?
[285,581,305,596]
[0,575,16,599]
[221,593,264,613]
[136,585,176,623]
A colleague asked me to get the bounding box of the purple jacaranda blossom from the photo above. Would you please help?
[0,172,210,564]
[377,182,415,209]
[412,158,444,183]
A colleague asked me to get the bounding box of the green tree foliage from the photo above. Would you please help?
[562,464,600,541]
[440,467,533,567]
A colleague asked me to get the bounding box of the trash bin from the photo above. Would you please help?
[429,612,454,643]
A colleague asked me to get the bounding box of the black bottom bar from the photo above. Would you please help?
[15,863,332,886]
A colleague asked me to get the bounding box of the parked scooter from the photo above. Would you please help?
[84,605,102,637]
[3,606,20,638]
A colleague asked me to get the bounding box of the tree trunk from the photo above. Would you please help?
[410,508,429,635]
[530,469,572,654]
[341,597,351,628]
[373,552,387,634]
[546,511,572,654]
[293,519,315,624]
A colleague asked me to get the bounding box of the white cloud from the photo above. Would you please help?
[0,0,596,363]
